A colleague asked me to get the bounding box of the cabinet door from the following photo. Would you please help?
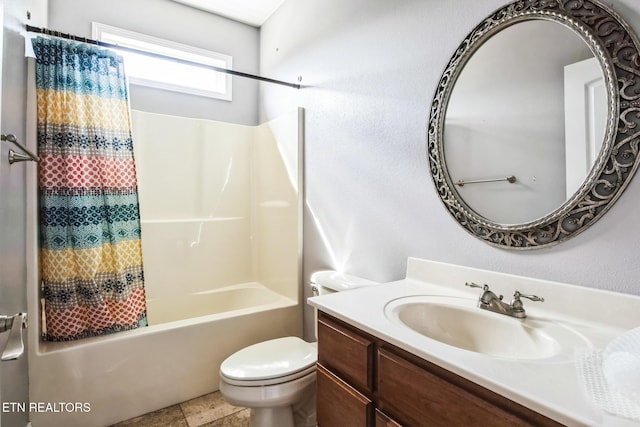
[377,348,545,427]
[317,364,373,427]
[317,313,374,393]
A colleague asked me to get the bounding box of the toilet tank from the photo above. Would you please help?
[310,270,379,296]
[309,270,379,339]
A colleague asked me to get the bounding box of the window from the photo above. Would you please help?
[92,23,232,100]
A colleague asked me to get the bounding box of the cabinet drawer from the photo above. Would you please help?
[377,348,542,427]
[317,313,374,393]
[317,364,373,427]
[375,409,402,427]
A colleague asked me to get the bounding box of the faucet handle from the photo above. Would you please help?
[467,282,504,306]
[510,291,544,318]
[465,282,488,291]
[513,291,544,303]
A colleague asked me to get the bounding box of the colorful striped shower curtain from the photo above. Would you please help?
[32,37,148,341]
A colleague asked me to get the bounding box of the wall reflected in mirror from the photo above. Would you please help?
[443,20,605,225]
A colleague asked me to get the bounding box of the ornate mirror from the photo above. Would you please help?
[428,0,640,249]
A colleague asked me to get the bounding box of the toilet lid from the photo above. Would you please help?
[220,337,317,382]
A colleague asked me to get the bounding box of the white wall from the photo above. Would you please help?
[258,0,640,340]
[48,0,260,125]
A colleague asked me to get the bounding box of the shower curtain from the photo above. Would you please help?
[32,37,148,341]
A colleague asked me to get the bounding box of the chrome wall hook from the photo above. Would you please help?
[1,134,39,164]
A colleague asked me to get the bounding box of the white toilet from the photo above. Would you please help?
[219,270,378,427]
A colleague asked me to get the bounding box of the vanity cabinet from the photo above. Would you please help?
[316,312,563,427]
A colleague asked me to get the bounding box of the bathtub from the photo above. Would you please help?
[27,283,301,427]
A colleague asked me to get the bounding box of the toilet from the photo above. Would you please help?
[219,270,378,427]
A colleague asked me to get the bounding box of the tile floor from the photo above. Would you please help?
[110,391,249,427]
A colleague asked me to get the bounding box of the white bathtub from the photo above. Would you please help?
[27,284,301,427]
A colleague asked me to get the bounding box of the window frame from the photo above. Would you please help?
[92,22,233,101]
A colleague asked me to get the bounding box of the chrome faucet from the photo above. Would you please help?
[465,282,543,319]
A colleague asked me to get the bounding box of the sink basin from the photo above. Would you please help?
[384,295,590,360]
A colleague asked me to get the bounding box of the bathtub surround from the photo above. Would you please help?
[27,109,303,427]
[33,37,147,341]
[131,109,302,306]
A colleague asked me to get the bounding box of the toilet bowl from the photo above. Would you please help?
[218,271,378,427]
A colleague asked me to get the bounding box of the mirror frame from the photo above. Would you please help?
[428,0,640,249]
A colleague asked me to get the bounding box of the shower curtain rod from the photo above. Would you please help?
[25,24,301,89]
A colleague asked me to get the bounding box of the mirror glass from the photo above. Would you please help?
[444,20,605,225]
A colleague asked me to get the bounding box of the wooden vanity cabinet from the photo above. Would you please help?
[316,312,563,427]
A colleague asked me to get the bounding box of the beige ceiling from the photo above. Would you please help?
[171,0,287,27]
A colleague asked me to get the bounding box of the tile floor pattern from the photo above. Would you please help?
[110,391,249,427]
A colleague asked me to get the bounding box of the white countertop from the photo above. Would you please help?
[307,258,640,427]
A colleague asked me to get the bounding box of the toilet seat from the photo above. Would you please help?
[220,337,317,386]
